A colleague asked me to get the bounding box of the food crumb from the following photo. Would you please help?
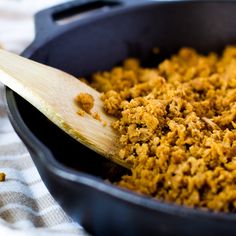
[92,112,101,121]
[75,93,106,125]
[91,111,107,126]
[77,110,85,116]
[0,172,6,182]
[102,121,107,127]
[75,93,94,113]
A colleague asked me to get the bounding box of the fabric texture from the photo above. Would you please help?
[0,0,89,235]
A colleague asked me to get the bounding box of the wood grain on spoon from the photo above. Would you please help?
[0,49,130,169]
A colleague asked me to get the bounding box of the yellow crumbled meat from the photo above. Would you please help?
[92,112,101,121]
[75,93,94,113]
[77,110,85,116]
[91,46,236,212]
[0,172,6,182]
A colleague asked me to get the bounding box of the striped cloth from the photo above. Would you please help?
[0,0,89,235]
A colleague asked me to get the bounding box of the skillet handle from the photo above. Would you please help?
[34,0,124,40]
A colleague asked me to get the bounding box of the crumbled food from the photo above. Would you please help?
[91,46,236,212]
[75,93,108,125]
[0,172,6,182]
[75,93,94,113]
[77,110,85,116]
[92,112,101,121]
[102,120,107,127]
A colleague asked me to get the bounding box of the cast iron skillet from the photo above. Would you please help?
[5,0,236,235]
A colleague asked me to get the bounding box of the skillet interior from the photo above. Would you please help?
[6,1,236,235]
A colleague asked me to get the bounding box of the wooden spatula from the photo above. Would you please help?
[0,49,130,169]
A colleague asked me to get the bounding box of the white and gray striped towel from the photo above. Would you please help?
[0,0,89,235]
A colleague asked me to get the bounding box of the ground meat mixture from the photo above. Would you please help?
[91,46,236,212]
[0,172,6,182]
[75,92,94,113]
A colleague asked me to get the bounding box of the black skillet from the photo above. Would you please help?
[5,1,236,235]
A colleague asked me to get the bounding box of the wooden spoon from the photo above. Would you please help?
[0,49,130,169]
